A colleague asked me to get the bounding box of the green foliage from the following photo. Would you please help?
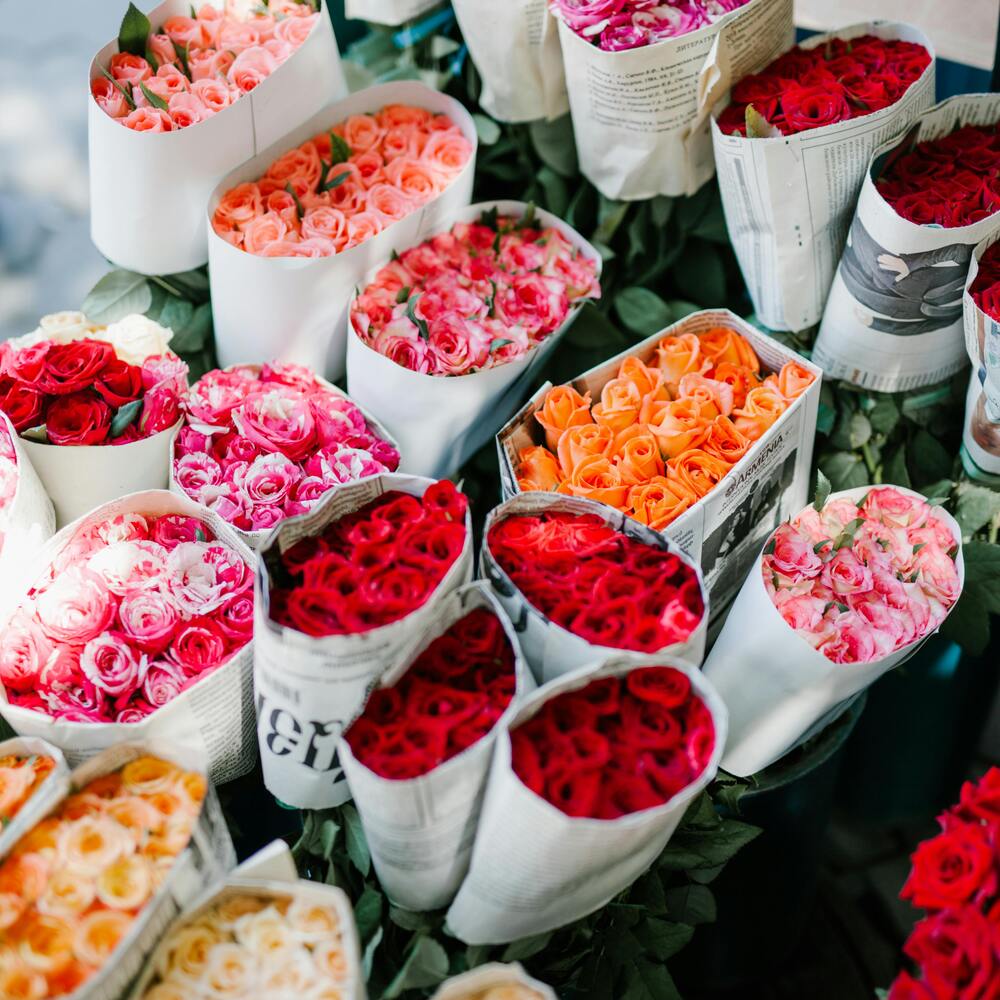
[117,2,150,57]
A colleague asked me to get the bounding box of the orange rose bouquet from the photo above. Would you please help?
[0,739,67,858]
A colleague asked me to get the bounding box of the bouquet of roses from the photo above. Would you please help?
[0,738,67,857]
[347,201,601,477]
[887,768,1000,1000]
[171,362,400,547]
[0,491,256,783]
[703,485,963,775]
[712,22,934,330]
[445,656,725,944]
[340,583,530,910]
[431,964,556,1000]
[255,473,474,808]
[0,311,187,525]
[482,494,706,682]
[815,94,1000,393]
[207,81,476,375]
[963,232,1000,480]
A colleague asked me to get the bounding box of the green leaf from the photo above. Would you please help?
[955,483,1000,537]
[621,956,683,1000]
[362,926,383,980]
[388,906,428,932]
[940,590,990,655]
[615,287,672,337]
[342,804,370,877]
[328,132,352,165]
[745,104,781,138]
[529,115,578,177]
[381,936,449,998]
[194,527,206,543]
[883,446,911,489]
[354,886,383,941]
[405,295,429,340]
[673,240,726,304]
[155,297,194,338]
[285,182,305,218]
[395,286,411,304]
[472,113,501,146]
[501,932,552,962]
[868,397,900,435]
[139,81,169,112]
[534,165,569,218]
[910,429,954,486]
[169,301,213,354]
[660,818,761,869]
[118,2,151,57]
[821,452,869,492]
[318,817,339,858]
[665,884,717,925]
[110,399,143,438]
[489,338,513,352]
[631,919,694,961]
[170,39,191,78]
[82,270,152,324]
[322,171,351,193]
[100,68,136,109]
[814,469,832,511]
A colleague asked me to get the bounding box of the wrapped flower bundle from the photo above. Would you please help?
[0,751,56,825]
[431,962,555,1000]
[172,362,399,543]
[969,239,1000,321]
[887,767,1000,999]
[0,421,18,551]
[91,0,321,132]
[211,103,473,257]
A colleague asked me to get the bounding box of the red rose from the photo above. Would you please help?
[45,391,111,446]
[901,822,996,910]
[284,586,345,636]
[954,769,1000,825]
[38,338,114,395]
[903,906,998,998]
[626,666,692,708]
[781,84,852,133]
[7,343,50,384]
[168,619,229,676]
[893,193,938,226]
[94,358,143,407]
[217,589,254,642]
[140,384,181,435]
[0,376,45,432]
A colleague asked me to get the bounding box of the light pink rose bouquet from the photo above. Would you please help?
[0,423,17,558]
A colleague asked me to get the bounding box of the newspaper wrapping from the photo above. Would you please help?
[480,493,708,684]
[89,0,346,276]
[0,411,55,614]
[0,737,69,859]
[345,200,601,479]
[815,94,1000,391]
[207,81,477,380]
[254,473,474,809]
[961,374,1000,481]
[3,741,237,1000]
[167,365,401,550]
[0,491,258,785]
[450,0,569,123]
[430,963,556,1000]
[496,309,822,621]
[338,582,534,911]
[965,230,1000,419]
[445,655,727,944]
[556,0,794,200]
[702,486,965,777]
[344,0,439,26]
[712,21,936,331]
[129,840,366,1000]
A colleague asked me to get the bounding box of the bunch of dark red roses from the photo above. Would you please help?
[718,35,931,138]
[969,241,1000,323]
[344,609,515,779]
[487,511,703,653]
[888,768,1000,999]
[269,481,468,637]
[877,123,1000,227]
[510,667,715,820]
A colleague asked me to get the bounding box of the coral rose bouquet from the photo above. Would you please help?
[0,491,257,784]
[89,0,345,274]
[430,964,556,1000]
[347,201,601,477]
[712,22,935,330]
[170,362,400,548]
[340,583,531,910]
[0,311,187,526]
[704,485,963,776]
[482,494,707,682]
[207,81,476,375]
[445,656,726,944]
[255,473,474,808]
[816,94,1000,393]
[0,738,68,858]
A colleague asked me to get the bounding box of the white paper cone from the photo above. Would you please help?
[339,583,534,911]
[815,94,1000,390]
[556,0,793,200]
[345,200,601,479]
[208,81,477,380]
[964,229,1000,420]
[0,738,69,859]
[255,473,474,809]
[962,372,1000,478]
[344,0,439,25]
[712,21,936,331]
[0,491,258,785]
[430,964,556,1000]
[451,0,568,123]
[89,0,346,275]
[702,486,965,777]
[445,655,726,944]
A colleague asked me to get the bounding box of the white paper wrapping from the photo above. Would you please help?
[346,200,601,479]
[208,81,478,380]
[430,963,556,1000]
[815,94,1000,390]
[445,655,726,944]
[962,373,1000,478]
[0,737,69,859]
[345,0,439,25]
[89,0,347,276]
[481,493,707,685]
[0,491,258,785]
[712,21,936,331]
[496,309,822,620]
[556,0,793,200]
[451,0,568,123]
[339,582,533,911]
[965,229,1000,420]
[255,473,474,809]
[702,486,965,777]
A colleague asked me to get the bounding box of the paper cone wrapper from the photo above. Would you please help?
[451,0,568,123]
[556,0,793,200]
[962,371,1000,478]
[702,486,964,777]
[815,94,1000,391]
[480,493,707,685]
[0,491,258,785]
[445,654,726,944]
[208,81,477,380]
[89,0,346,275]
[713,21,936,331]
[346,200,601,479]
[430,964,556,1000]
[344,0,439,25]
[0,737,69,859]
[964,228,1000,421]
[255,473,474,809]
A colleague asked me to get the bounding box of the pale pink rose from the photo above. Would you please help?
[862,487,930,530]
[776,594,837,649]
[820,548,873,597]
[366,183,415,222]
[767,523,823,582]
[346,211,384,247]
[90,77,129,119]
[248,13,277,40]
[185,368,259,430]
[190,78,232,114]
[242,211,289,254]
[301,207,348,250]
[274,12,317,47]
[218,20,262,55]
[87,540,168,596]
[80,633,148,699]
[298,236,338,256]
[428,312,491,375]
[109,52,152,85]
[262,37,292,62]
[142,660,187,709]
[174,452,225,504]
[240,453,303,507]
[164,543,237,616]
[228,45,278,93]
[118,590,179,653]
[123,107,173,132]
[231,388,317,461]
[819,497,864,537]
[914,543,961,604]
[35,568,115,644]
[169,92,210,129]
[0,612,49,691]
[819,611,879,665]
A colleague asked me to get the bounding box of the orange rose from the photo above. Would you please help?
[655,333,709,391]
[702,416,752,465]
[733,385,787,442]
[627,476,697,530]
[614,432,664,485]
[771,360,815,401]
[617,356,666,401]
[557,423,613,476]
[698,326,761,372]
[648,398,710,459]
[678,373,735,418]
[711,361,762,409]
[73,909,131,968]
[592,378,643,433]
[517,446,563,492]
[534,385,593,451]
[340,114,384,153]
[560,455,629,509]
[669,449,731,499]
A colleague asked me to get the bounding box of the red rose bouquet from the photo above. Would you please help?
[888,768,1000,999]
[969,237,1000,324]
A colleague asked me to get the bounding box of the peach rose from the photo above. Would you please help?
[517,446,563,491]
[186,46,218,81]
[366,182,415,221]
[341,114,384,153]
[191,78,232,114]
[770,360,815,401]
[380,125,421,161]
[534,385,593,451]
[617,355,665,401]
[711,361,762,409]
[733,385,786,442]
[628,477,696,530]
[91,77,129,119]
[214,182,261,228]
[162,15,210,49]
[420,129,474,177]
[378,104,433,129]
[73,909,131,968]
[168,92,209,129]
[109,53,152,85]
[560,454,629,509]
[228,45,278,94]
[154,64,191,96]
[557,422,613,474]
[668,449,731,499]
[592,377,643,433]
[614,432,664,485]
[384,157,442,204]
[275,12,318,47]
[123,107,173,132]
[218,20,261,55]
[350,149,386,188]
[301,207,348,250]
[678,373,734,418]
[241,212,289,254]
[346,211,384,247]
[701,416,751,465]
[266,142,323,192]
[655,333,709,390]
[648,397,709,459]
[699,326,761,372]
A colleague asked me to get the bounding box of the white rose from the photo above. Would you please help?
[40,311,95,339]
[101,314,174,365]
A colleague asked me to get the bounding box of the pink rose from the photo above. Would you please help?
[250,505,286,531]
[861,487,930,530]
[768,523,824,583]
[109,52,152,85]
[366,183,414,221]
[301,207,349,250]
[820,611,879,664]
[116,704,151,724]
[820,548,873,596]
[428,312,491,375]
[914,543,961,604]
[165,542,241,616]
[140,384,182,435]
[150,514,210,551]
[497,274,570,335]
[231,388,317,462]
[176,426,213,456]
[228,45,278,94]
[35,567,115,644]
[87,540,168,595]
[261,363,320,392]
[118,590,179,653]
[190,78,232,114]
[94,513,150,546]
[162,14,210,48]
[218,589,254,642]
[0,612,49,691]
[320,445,387,484]
[907,514,956,553]
[169,92,210,129]
[148,33,178,69]
[379,335,432,373]
[142,660,188,708]
[819,497,864,537]
[91,77,129,119]
[218,20,261,55]
[346,211,385,247]
[175,452,225,504]
[274,12,317,47]
[80,633,148,699]
[167,621,228,677]
[41,680,108,723]
[776,594,837,649]
[123,107,173,133]
[850,596,917,652]
[240,453,302,507]
[310,394,365,449]
[185,368,258,430]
